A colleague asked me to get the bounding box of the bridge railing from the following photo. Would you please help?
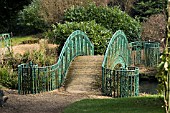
[0,33,11,48]
[102,30,139,97]
[102,67,139,97]
[18,30,94,94]
[129,41,160,67]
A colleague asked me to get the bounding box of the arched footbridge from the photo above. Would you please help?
[18,30,160,98]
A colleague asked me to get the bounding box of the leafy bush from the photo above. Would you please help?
[0,66,18,89]
[64,3,141,42]
[17,0,49,35]
[20,41,56,66]
[0,40,57,89]
[39,0,106,24]
[46,21,112,55]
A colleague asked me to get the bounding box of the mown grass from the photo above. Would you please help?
[63,96,165,113]
[11,35,38,46]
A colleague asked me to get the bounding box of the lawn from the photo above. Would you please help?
[63,96,165,113]
[11,35,38,46]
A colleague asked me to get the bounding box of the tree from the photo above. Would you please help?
[132,0,167,22]
[0,0,32,34]
[141,13,166,44]
[107,0,136,14]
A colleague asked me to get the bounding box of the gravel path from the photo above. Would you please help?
[0,89,90,113]
[0,89,112,113]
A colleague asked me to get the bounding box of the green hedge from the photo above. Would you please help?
[46,21,112,55]
[64,4,141,42]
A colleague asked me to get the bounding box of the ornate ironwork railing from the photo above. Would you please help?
[129,41,160,67]
[103,67,139,97]
[18,30,94,94]
[102,30,131,70]
[144,42,160,67]
[102,30,139,97]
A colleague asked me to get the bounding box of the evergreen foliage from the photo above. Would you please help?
[0,0,32,33]
[17,0,49,35]
[64,4,141,42]
[132,0,167,22]
[46,21,112,55]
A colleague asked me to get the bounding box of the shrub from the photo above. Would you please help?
[17,0,49,35]
[46,21,112,55]
[0,40,57,89]
[0,66,18,89]
[64,3,141,42]
[39,0,106,24]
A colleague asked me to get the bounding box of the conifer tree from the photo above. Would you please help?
[132,0,167,22]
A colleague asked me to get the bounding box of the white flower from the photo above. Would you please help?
[160,55,163,59]
[164,62,169,71]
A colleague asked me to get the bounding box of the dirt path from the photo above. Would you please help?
[0,90,89,113]
[0,89,112,113]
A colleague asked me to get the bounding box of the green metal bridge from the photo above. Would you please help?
[17,30,160,97]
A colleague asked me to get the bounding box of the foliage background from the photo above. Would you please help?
[46,21,112,55]
[63,3,141,42]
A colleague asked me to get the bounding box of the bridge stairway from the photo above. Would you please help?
[64,56,104,95]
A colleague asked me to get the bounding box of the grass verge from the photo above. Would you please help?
[11,35,38,46]
[63,96,165,113]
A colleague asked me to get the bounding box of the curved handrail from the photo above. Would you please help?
[51,30,94,87]
[18,30,94,94]
[102,30,131,69]
[102,30,132,95]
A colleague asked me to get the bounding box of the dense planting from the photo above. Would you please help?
[46,21,112,55]
[64,4,141,42]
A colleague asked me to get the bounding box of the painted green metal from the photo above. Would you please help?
[0,33,11,48]
[144,42,160,67]
[129,41,160,67]
[0,33,11,49]
[18,29,160,96]
[18,30,94,94]
[129,41,143,65]
[102,30,131,69]
[103,67,139,97]
[102,30,139,97]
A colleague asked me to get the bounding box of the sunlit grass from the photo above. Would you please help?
[63,95,165,113]
[11,35,38,46]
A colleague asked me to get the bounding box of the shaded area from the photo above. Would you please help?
[139,77,158,94]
